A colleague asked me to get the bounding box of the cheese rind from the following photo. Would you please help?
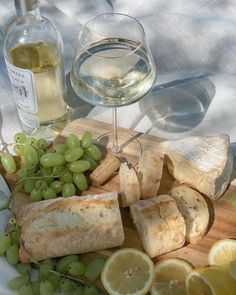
[159,134,233,200]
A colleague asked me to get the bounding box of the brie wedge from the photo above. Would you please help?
[160,134,233,200]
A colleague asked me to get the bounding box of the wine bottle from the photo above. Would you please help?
[3,0,68,140]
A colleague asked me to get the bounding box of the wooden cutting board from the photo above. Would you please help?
[7,118,236,268]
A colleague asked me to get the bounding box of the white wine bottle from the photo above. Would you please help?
[4,0,68,140]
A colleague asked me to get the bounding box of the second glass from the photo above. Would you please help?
[70,13,156,154]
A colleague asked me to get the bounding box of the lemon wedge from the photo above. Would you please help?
[186,267,236,295]
[150,258,193,295]
[208,238,236,268]
[101,248,154,295]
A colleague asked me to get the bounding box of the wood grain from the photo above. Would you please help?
[7,118,236,268]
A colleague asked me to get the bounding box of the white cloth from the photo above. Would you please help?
[0,1,236,294]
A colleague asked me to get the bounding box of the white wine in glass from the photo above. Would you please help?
[71,13,156,155]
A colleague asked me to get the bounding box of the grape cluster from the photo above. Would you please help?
[6,251,105,295]
[1,131,103,201]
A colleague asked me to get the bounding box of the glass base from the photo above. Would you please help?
[95,131,142,167]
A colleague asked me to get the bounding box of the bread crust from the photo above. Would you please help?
[119,162,140,207]
[130,195,186,258]
[171,185,209,244]
[136,151,164,199]
[18,192,124,262]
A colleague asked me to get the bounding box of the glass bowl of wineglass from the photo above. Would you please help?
[70,13,156,161]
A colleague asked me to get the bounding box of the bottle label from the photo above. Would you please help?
[18,108,40,128]
[5,60,38,113]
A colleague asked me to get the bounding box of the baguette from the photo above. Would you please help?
[130,195,186,258]
[17,192,124,262]
[136,151,164,199]
[119,162,141,207]
[171,186,209,244]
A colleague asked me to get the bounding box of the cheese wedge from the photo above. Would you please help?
[159,134,233,200]
[130,195,186,258]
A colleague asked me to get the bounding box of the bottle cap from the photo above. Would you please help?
[14,0,39,12]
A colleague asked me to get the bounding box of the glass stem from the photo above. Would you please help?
[112,107,120,153]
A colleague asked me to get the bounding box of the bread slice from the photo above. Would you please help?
[136,151,164,199]
[119,162,141,207]
[130,195,186,258]
[17,192,124,262]
[171,186,209,244]
[159,134,233,200]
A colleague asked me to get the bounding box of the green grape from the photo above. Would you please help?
[16,263,31,275]
[62,183,76,197]
[68,261,86,276]
[42,187,57,200]
[40,153,65,168]
[0,233,11,255]
[50,180,63,194]
[40,167,53,184]
[67,133,81,148]
[47,272,60,291]
[14,132,26,143]
[56,255,79,273]
[30,188,43,202]
[35,179,47,189]
[52,165,65,176]
[39,261,55,280]
[84,257,106,281]
[13,144,24,156]
[40,280,54,295]
[24,144,39,169]
[85,145,102,161]
[72,285,84,295]
[24,178,37,194]
[73,173,88,191]
[25,136,37,146]
[19,283,33,295]
[82,131,93,148]
[37,138,48,149]
[82,156,98,171]
[6,244,19,265]
[60,277,76,293]
[7,275,30,290]
[32,280,40,295]
[84,285,99,295]
[53,143,68,155]
[10,230,20,247]
[43,258,56,267]
[65,147,84,163]
[61,169,73,183]
[68,160,91,173]
[1,153,16,173]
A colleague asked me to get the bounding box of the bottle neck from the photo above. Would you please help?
[14,0,41,19]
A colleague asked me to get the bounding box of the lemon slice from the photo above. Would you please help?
[186,267,236,295]
[208,238,236,268]
[150,258,193,295]
[101,248,154,295]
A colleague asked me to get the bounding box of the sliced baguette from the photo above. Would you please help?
[159,134,233,200]
[119,162,141,207]
[130,195,186,258]
[17,192,124,262]
[171,185,209,244]
[136,151,164,199]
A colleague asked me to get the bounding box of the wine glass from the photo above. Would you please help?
[70,13,156,157]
